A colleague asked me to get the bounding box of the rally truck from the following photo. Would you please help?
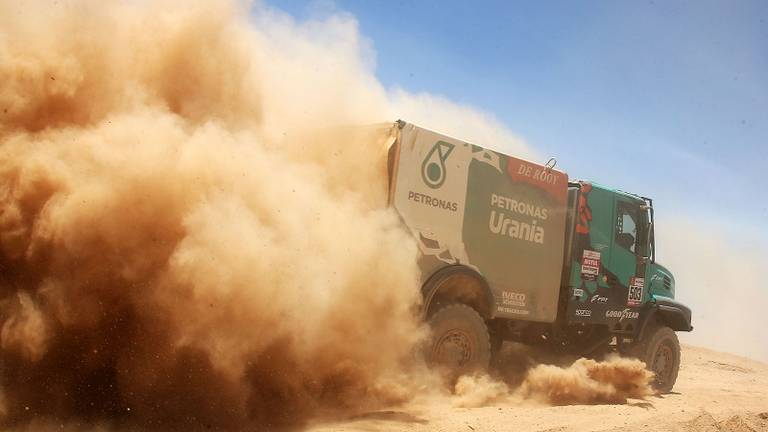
[386,120,693,391]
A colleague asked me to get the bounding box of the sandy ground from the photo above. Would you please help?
[307,345,768,432]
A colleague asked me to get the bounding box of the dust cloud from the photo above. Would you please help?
[519,356,653,405]
[0,0,655,430]
[0,0,424,429]
[452,352,653,408]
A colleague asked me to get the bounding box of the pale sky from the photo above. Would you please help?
[271,0,768,248]
[266,0,768,360]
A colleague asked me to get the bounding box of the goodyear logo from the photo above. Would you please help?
[421,141,454,189]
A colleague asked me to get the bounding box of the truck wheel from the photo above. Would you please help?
[628,324,680,392]
[428,304,491,377]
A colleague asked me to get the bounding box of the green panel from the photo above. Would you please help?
[565,183,648,329]
[586,187,615,255]
[647,262,675,299]
[566,184,614,292]
[610,200,639,287]
[461,154,567,322]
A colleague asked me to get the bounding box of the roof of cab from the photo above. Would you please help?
[572,180,648,203]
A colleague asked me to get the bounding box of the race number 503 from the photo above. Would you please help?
[627,277,644,307]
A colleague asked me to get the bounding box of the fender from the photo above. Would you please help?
[421,265,496,319]
[637,295,693,340]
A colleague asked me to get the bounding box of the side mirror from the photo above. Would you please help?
[642,199,655,263]
[643,221,653,260]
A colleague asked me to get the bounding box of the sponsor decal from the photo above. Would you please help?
[590,294,608,304]
[572,288,584,298]
[580,250,600,281]
[605,309,639,320]
[499,292,528,315]
[421,141,454,189]
[488,194,547,244]
[490,193,549,220]
[497,306,530,315]
[575,309,592,317]
[407,190,458,212]
[488,211,545,244]
[502,291,526,307]
[505,158,568,203]
[627,277,644,307]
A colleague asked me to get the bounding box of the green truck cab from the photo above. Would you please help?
[387,120,692,391]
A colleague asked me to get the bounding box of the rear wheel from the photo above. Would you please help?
[627,324,680,392]
[427,304,491,377]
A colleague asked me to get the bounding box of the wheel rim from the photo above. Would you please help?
[432,329,474,368]
[651,342,674,387]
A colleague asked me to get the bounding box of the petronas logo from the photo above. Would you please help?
[421,141,455,189]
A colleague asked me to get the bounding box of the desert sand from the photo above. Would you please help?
[308,345,768,432]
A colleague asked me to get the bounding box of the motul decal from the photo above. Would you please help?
[627,277,644,307]
[581,250,600,281]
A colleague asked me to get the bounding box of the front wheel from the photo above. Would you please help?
[427,304,491,377]
[627,324,681,392]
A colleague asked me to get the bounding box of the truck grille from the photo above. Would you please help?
[663,275,671,290]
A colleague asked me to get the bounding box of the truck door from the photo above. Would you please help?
[566,187,647,328]
[610,199,647,310]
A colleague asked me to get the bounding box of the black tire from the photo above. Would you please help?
[627,324,681,392]
[427,304,491,377]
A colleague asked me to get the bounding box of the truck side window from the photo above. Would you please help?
[616,202,638,253]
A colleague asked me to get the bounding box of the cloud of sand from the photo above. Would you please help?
[0,0,663,428]
[453,355,653,408]
[387,89,535,160]
[519,356,654,404]
[0,0,432,429]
